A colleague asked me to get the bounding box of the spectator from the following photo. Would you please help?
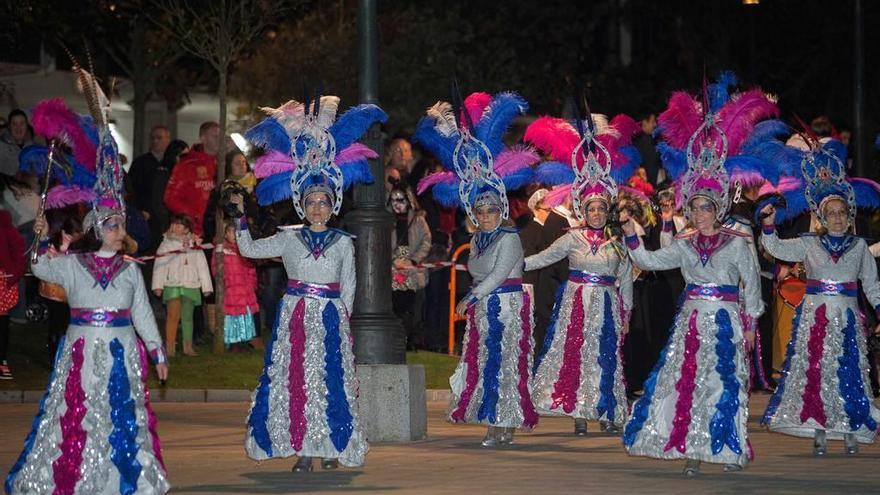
[152,213,213,357]
[632,111,661,186]
[150,139,188,246]
[388,185,431,350]
[164,122,219,237]
[385,136,415,186]
[0,209,25,379]
[0,109,35,177]
[213,221,258,351]
[128,125,171,245]
[520,188,549,307]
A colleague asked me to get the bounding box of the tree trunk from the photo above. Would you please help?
[212,66,228,354]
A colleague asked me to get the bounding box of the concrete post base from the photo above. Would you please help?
[356,364,427,442]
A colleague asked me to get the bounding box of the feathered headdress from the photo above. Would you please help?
[524,105,641,221]
[245,92,386,218]
[414,91,538,225]
[656,72,779,220]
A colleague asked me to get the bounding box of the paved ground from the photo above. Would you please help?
[2,394,879,494]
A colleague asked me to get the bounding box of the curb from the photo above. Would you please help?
[0,389,452,404]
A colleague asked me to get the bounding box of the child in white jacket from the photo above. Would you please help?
[152,214,213,356]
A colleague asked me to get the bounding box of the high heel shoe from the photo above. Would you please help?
[481,426,499,448]
[292,456,313,472]
[574,418,588,436]
[498,427,515,445]
[321,458,339,470]
[844,433,859,455]
[813,429,827,457]
[682,459,700,477]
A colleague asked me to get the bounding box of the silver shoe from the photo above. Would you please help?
[481,426,499,448]
[813,429,827,457]
[682,459,700,477]
[292,456,313,472]
[844,433,859,455]
[498,427,515,445]
[321,458,339,470]
[600,421,620,434]
[723,463,743,473]
[574,418,588,436]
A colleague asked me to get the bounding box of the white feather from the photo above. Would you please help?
[427,101,458,137]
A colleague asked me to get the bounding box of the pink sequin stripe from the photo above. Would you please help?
[517,292,539,428]
[664,310,700,453]
[450,305,480,422]
[52,337,87,495]
[288,298,308,451]
[550,286,585,414]
[137,340,164,469]
[800,304,828,426]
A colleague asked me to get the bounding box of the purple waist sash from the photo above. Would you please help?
[69,308,132,327]
[684,283,739,302]
[568,270,616,286]
[286,279,341,299]
[805,279,858,297]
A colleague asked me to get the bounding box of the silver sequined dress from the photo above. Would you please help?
[6,251,169,495]
[447,228,539,429]
[761,230,880,443]
[524,229,632,425]
[236,222,368,467]
[622,229,764,467]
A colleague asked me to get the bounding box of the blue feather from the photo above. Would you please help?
[475,92,528,156]
[611,145,642,183]
[245,118,291,154]
[740,138,803,178]
[776,187,808,223]
[339,159,374,189]
[412,116,457,170]
[726,155,779,185]
[875,134,880,150]
[254,170,293,206]
[535,161,575,186]
[708,71,737,113]
[822,139,848,163]
[79,115,99,146]
[430,181,462,207]
[741,119,790,148]
[17,145,50,176]
[329,104,388,151]
[657,142,688,180]
[501,167,534,192]
[18,145,96,188]
[850,180,880,209]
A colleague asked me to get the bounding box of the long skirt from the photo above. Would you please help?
[762,295,880,443]
[531,282,628,425]
[623,299,752,466]
[6,327,169,494]
[448,289,539,429]
[244,293,368,467]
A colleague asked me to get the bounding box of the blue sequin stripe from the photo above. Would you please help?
[247,298,283,457]
[762,303,803,424]
[477,295,504,423]
[838,308,878,432]
[323,301,354,452]
[709,309,742,455]
[5,336,66,494]
[623,292,683,447]
[534,282,567,373]
[108,339,142,495]
[596,291,618,423]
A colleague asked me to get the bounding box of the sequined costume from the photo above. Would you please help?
[622,229,763,466]
[525,229,632,425]
[448,227,539,429]
[760,229,880,443]
[237,223,367,466]
[6,251,169,495]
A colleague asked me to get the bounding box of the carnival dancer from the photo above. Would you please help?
[621,90,764,476]
[233,93,386,471]
[757,135,880,456]
[6,68,169,494]
[521,110,641,434]
[416,91,539,446]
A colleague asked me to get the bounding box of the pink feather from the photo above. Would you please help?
[717,89,779,155]
[45,185,95,209]
[32,98,97,171]
[543,184,572,208]
[494,145,540,176]
[729,170,766,188]
[619,185,650,203]
[523,116,579,163]
[657,92,703,149]
[463,92,492,128]
[336,143,378,165]
[253,150,294,178]
[416,170,457,195]
[596,114,641,169]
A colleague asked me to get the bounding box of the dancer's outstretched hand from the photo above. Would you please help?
[455,298,470,318]
[759,204,776,226]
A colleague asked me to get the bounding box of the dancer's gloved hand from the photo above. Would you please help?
[156,362,169,381]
